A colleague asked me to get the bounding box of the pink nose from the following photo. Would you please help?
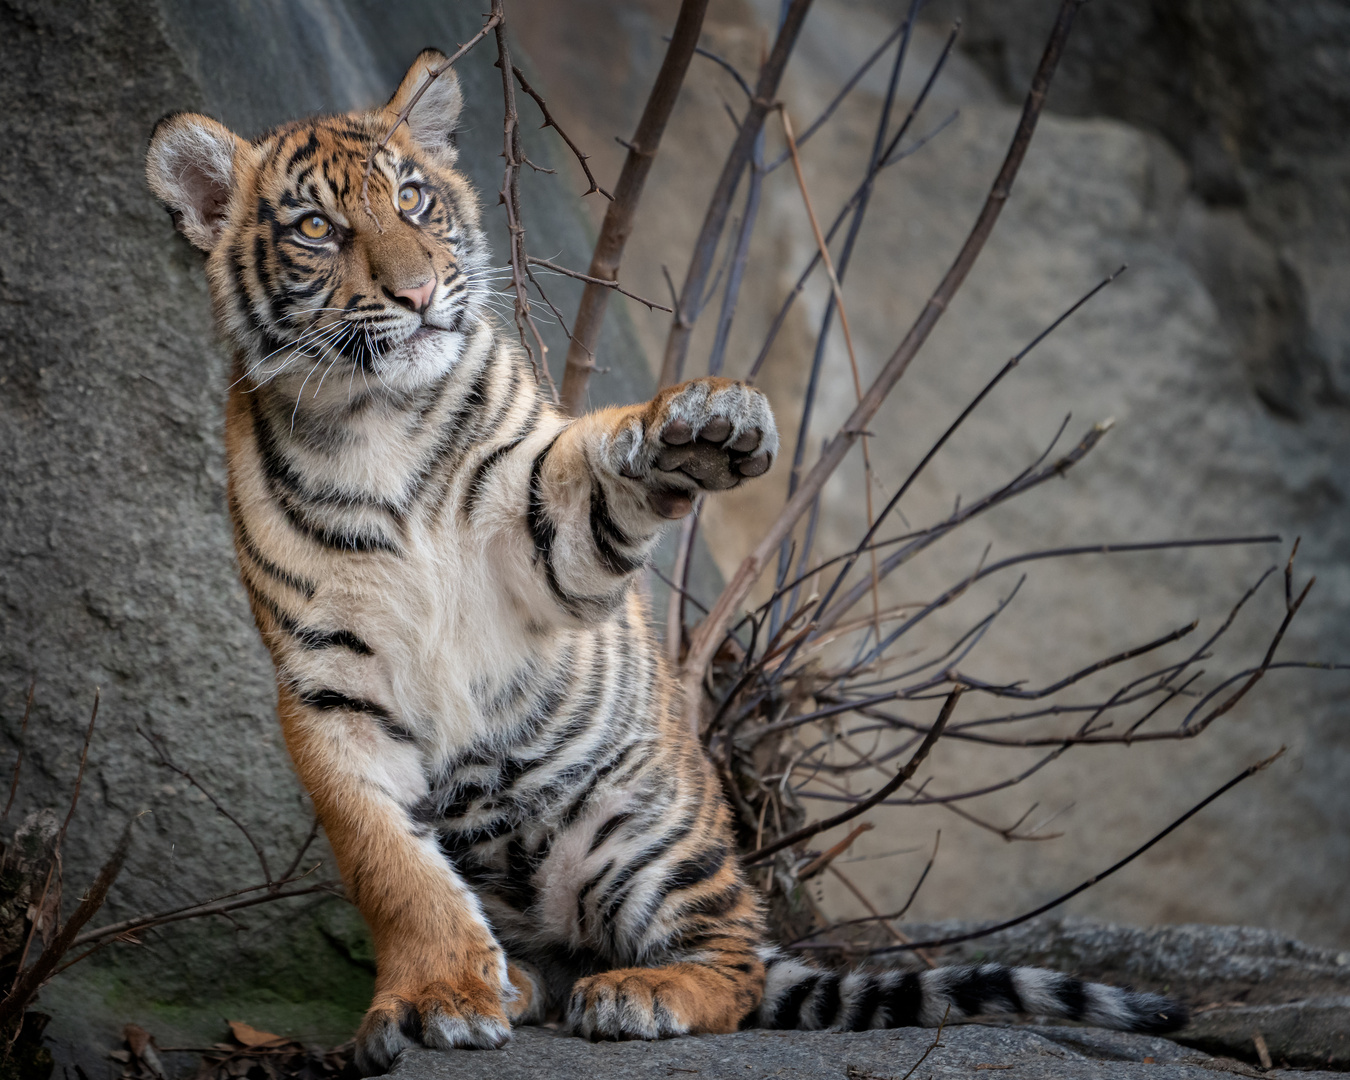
[395,279,435,314]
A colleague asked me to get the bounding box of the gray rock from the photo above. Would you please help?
[388,1024,1343,1080]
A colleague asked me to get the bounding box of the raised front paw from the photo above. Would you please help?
[355,956,513,1074]
[568,967,700,1040]
[611,378,778,518]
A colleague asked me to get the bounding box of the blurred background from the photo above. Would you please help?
[1,0,1346,1067]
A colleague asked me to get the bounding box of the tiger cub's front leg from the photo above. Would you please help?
[532,378,777,607]
[275,689,514,1073]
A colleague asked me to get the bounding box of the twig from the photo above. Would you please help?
[560,0,712,413]
[746,689,959,864]
[0,818,134,1030]
[526,257,671,311]
[493,2,558,400]
[359,13,502,226]
[900,1005,950,1080]
[511,65,613,200]
[683,0,1088,723]
[658,0,815,387]
[279,816,322,883]
[69,879,340,952]
[867,748,1286,954]
[139,727,273,888]
[1,678,35,829]
[798,821,873,880]
[780,106,884,639]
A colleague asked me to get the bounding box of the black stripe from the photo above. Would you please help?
[231,496,317,598]
[813,973,842,1028]
[849,976,884,1031]
[655,844,727,901]
[463,437,523,520]
[298,688,414,742]
[248,582,371,655]
[882,972,923,1027]
[250,396,400,554]
[949,965,1021,1017]
[599,818,696,922]
[1055,975,1088,1021]
[771,973,820,1029]
[587,812,632,855]
[588,470,644,575]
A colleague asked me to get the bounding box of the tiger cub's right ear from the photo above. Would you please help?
[145,113,250,252]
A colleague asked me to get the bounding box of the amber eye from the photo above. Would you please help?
[398,183,424,214]
[297,214,331,240]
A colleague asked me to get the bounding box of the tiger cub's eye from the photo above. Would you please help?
[398,184,424,213]
[298,215,331,240]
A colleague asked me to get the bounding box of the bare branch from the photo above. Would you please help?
[683,0,1089,719]
[658,0,816,387]
[526,256,671,311]
[560,0,712,413]
[864,748,1285,955]
[746,689,960,864]
[140,727,273,888]
[511,65,613,200]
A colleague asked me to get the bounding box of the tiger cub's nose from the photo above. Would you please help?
[393,279,436,314]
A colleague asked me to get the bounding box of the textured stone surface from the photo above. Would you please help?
[389,1024,1343,1080]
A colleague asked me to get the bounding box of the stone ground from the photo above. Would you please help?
[389,1025,1341,1080]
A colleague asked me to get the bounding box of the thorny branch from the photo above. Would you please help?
[359,12,502,226]
[512,65,613,201]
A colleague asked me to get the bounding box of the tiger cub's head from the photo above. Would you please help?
[146,50,489,400]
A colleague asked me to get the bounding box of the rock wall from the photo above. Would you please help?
[0,0,652,1062]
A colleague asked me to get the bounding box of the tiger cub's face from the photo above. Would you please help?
[146,49,489,402]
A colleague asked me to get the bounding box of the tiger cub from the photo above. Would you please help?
[145,48,1187,1074]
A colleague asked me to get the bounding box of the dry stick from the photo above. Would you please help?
[899,1006,950,1080]
[746,688,959,864]
[780,107,884,642]
[138,727,274,888]
[11,689,102,992]
[0,818,134,1030]
[825,863,936,968]
[559,0,711,414]
[67,880,340,955]
[510,65,613,200]
[658,0,816,389]
[493,4,557,400]
[860,748,1286,956]
[526,257,671,311]
[279,816,322,883]
[797,821,874,880]
[1,678,35,828]
[682,0,1087,729]
[796,830,940,944]
[359,13,502,226]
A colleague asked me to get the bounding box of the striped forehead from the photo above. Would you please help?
[257,119,423,216]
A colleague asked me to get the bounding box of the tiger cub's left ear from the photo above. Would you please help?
[145,112,251,253]
[386,48,464,165]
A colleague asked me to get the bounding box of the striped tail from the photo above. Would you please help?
[756,952,1189,1035]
